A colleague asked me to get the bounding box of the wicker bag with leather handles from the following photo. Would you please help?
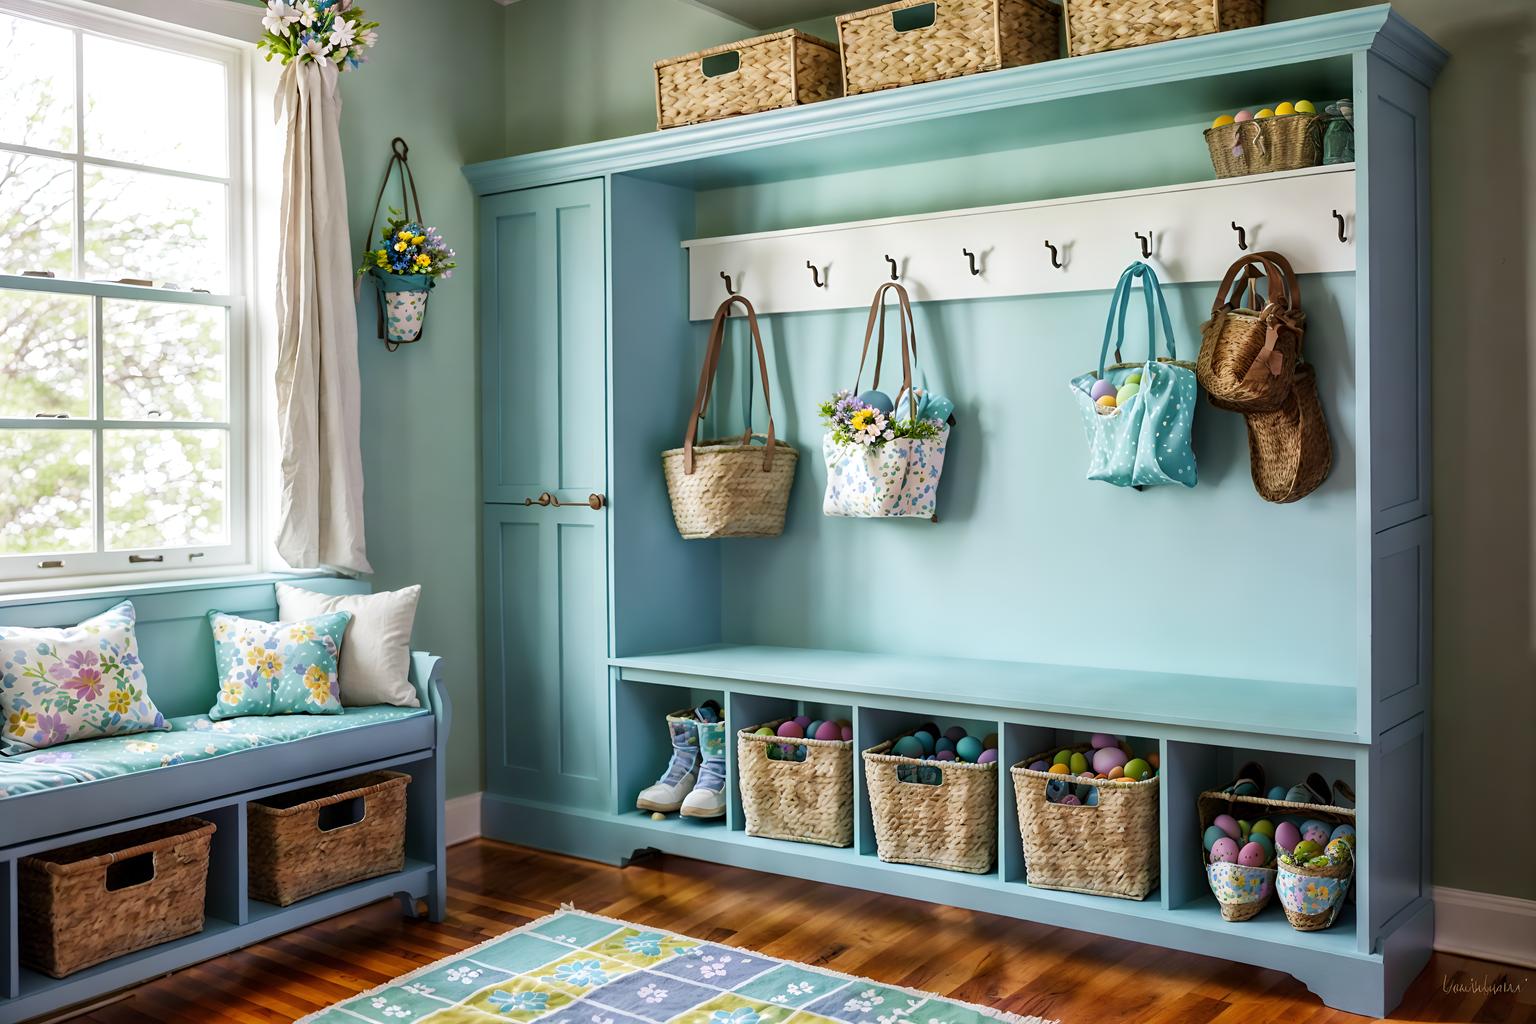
[1197,251,1306,413]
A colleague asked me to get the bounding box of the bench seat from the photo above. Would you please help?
[0,706,429,800]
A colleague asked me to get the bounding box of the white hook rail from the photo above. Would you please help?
[685,164,1355,320]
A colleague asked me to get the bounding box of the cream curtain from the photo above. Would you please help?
[273,60,371,574]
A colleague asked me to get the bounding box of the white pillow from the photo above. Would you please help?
[275,583,421,708]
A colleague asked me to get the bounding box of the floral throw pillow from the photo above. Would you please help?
[0,601,169,755]
[207,610,352,720]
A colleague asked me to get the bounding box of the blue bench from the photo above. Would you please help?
[0,575,449,1024]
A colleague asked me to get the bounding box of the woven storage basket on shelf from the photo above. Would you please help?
[1278,855,1353,931]
[1197,790,1355,924]
[1197,251,1306,413]
[1245,362,1331,503]
[1063,0,1262,56]
[738,720,854,847]
[837,0,1060,97]
[1011,747,1159,900]
[20,817,216,978]
[248,770,409,907]
[663,294,797,539]
[864,739,997,873]
[1204,113,1322,178]
[656,30,841,130]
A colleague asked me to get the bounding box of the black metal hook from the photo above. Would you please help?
[391,137,409,159]
[1044,240,1062,269]
[1332,209,1348,243]
[885,255,898,280]
[806,261,824,288]
[962,248,980,276]
[720,270,737,295]
[1232,221,1248,250]
[1135,232,1152,259]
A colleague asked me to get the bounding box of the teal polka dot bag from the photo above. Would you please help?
[1070,262,1199,489]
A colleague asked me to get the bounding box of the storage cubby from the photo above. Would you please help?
[614,678,728,826]
[725,691,852,834]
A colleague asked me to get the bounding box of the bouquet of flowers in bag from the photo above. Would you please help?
[819,389,946,449]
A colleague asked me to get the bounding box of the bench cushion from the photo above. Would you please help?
[0,705,427,801]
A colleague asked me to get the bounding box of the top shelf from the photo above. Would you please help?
[613,644,1360,746]
[466,6,1444,195]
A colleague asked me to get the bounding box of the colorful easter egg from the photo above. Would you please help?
[1092,746,1128,774]
[936,737,955,755]
[1046,778,1069,801]
[1301,820,1332,846]
[1234,109,1254,122]
[1069,752,1090,774]
[891,735,923,757]
[1329,823,1356,845]
[805,721,823,741]
[1292,839,1323,860]
[1247,832,1275,861]
[815,720,842,741]
[1028,760,1050,772]
[777,721,805,739]
[1090,379,1116,401]
[1251,819,1275,837]
[1213,814,1241,840]
[1049,763,1071,774]
[1123,758,1151,781]
[1325,838,1353,863]
[1090,733,1118,749]
[1116,382,1140,404]
[1255,107,1276,119]
[1275,101,1296,116]
[1238,820,1253,838]
[1053,750,1073,766]
[1085,787,1100,806]
[1060,794,1082,806]
[1203,825,1230,851]
[857,390,893,414]
[935,750,957,761]
[944,726,968,743]
[956,736,983,762]
[1212,114,1236,128]
[977,749,998,764]
[840,725,853,742]
[1274,821,1302,853]
[1210,837,1240,863]
[755,726,775,736]
[1096,394,1117,411]
[1295,99,1316,113]
[1238,841,1268,867]
[793,715,811,728]
[912,729,937,754]
[1108,765,1125,779]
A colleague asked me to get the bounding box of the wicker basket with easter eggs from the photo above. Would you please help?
[1010,736,1160,900]
[737,717,854,848]
[1198,773,1356,929]
[864,723,997,873]
[1204,101,1323,179]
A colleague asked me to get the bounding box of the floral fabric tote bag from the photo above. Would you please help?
[822,282,954,518]
[1069,261,1199,488]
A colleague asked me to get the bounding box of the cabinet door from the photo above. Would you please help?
[481,180,611,810]
[481,179,607,505]
[484,502,609,810]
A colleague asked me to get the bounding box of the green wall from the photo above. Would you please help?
[338,0,507,801]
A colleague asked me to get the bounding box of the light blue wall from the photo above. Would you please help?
[341,0,507,799]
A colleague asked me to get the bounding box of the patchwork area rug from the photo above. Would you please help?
[301,908,1055,1024]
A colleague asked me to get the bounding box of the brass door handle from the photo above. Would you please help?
[523,491,605,510]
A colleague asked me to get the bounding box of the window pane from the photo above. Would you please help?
[0,14,75,152]
[103,301,226,422]
[105,429,226,550]
[0,151,74,276]
[84,166,226,291]
[0,429,93,556]
[83,35,227,176]
[0,290,91,419]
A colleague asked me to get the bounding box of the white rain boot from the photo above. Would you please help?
[680,719,727,818]
[636,710,699,813]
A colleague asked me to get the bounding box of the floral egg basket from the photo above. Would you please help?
[1276,858,1353,931]
[1205,860,1275,922]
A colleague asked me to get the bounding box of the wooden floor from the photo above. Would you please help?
[55,840,1532,1024]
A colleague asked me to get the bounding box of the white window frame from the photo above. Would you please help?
[0,0,261,590]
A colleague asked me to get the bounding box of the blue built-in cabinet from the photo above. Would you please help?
[469,7,1445,1016]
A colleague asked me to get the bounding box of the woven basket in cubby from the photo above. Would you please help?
[738,720,854,847]
[837,0,1060,97]
[1012,746,1159,900]
[655,30,842,130]
[864,739,997,873]
[20,817,216,978]
[248,770,409,906]
[1063,0,1262,57]
[1204,112,1323,179]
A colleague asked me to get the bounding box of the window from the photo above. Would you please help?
[0,0,252,584]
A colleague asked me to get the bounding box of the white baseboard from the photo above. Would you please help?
[1434,886,1536,968]
[445,791,484,846]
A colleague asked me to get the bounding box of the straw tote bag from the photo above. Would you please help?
[1197,251,1306,413]
[822,282,951,519]
[1246,363,1332,503]
[662,294,797,538]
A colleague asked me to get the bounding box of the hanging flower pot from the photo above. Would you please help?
[357,138,456,351]
[371,271,434,344]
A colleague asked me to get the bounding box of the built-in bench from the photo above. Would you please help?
[0,574,449,1024]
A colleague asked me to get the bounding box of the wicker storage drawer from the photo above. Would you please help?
[1063,0,1263,57]
[864,739,997,873]
[837,0,1060,97]
[655,30,841,130]
[1012,748,1159,900]
[248,770,409,906]
[20,817,216,978]
[738,721,854,848]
